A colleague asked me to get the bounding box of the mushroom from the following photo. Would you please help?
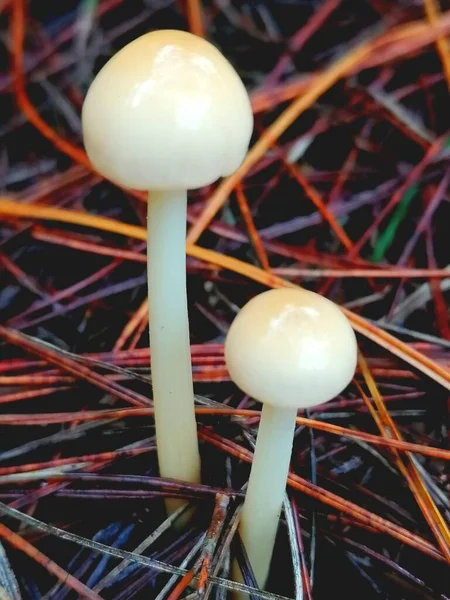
[82,30,253,510]
[225,288,357,591]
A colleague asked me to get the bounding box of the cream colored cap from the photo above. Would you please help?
[225,288,357,409]
[82,29,253,190]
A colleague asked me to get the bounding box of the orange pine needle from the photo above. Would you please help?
[0,198,449,389]
[0,447,153,476]
[235,184,271,271]
[186,43,371,245]
[359,355,450,563]
[186,12,450,245]
[166,570,195,600]
[0,523,102,599]
[114,298,149,351]
[184,0,205,38]
[11,0,90,168]
[251,12,450,114]
[285,162,354,251]
[0,407,448,461]
[187,245,450,390]
[5,0,450,590]
[198,428,444,561]
[0,199,147,241]
[275,267,450,278]
[10,0,147,203]
[424,0,450,91]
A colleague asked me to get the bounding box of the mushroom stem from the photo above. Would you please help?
[235,404,297,591]
[147,189,201,513]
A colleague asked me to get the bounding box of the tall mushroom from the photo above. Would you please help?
[82,30,253,509]
[225,288,357,591]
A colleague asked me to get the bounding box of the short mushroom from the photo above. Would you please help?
[225,287,357,590]
[82,30,253,511]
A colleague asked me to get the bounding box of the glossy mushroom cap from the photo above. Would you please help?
[225,288,357,409]
[82,29,253,190]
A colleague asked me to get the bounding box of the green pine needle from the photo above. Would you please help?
[371,185,419,263]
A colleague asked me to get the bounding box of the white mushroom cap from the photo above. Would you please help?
[225,288,357,409]
[82,29,253,190]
